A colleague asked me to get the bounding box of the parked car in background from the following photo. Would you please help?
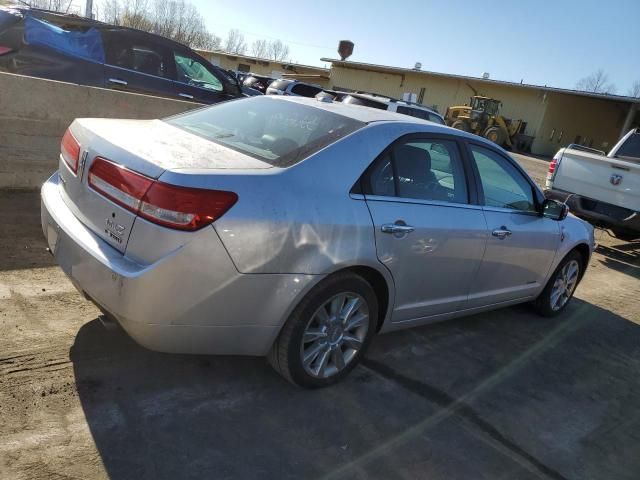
[242,73,276,94]
[267,78,324,97]
[41,95,594,388]
[0,7,243,104]
[546,128,640,240]
[341,92,446,124]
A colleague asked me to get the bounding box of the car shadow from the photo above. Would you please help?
[596,240,640,279]
[71,298,640,480]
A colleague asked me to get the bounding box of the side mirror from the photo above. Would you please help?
[542,198,569,221]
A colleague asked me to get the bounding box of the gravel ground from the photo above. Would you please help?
[1,154,639,480]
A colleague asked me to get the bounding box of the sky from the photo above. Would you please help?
[190,0,640,94]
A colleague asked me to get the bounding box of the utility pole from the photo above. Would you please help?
[85,0,93,19]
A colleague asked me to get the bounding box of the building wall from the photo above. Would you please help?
[533,93,630,156]
[195,50,330,87]
[329,65,548,140]
[0,72,200,189]
[329,65,635,157]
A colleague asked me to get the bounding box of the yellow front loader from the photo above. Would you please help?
[445,96,526,150]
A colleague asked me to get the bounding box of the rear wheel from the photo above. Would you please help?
[451,120,470,132]
[533,251,583,317]
[269,272,378,388]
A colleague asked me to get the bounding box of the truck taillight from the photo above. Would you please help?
[88,157,238,231]
[61,129,80,174]
[546,153,562,188]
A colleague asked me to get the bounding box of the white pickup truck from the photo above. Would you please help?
[545,128,640,240]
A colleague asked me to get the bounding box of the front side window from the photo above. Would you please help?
[174,52,223,92]
[166,96,364,167]
[103,32,171,78]
[365,138,468,204]
[470,145,536,212]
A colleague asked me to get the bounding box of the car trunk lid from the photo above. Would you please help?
[57,118,269,253]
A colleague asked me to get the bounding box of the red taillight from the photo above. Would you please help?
[548,158,557,174]
[61,128,80,174]
[88,157,238,231]
[0,46,12,56]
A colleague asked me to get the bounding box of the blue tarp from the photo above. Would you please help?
[24,16,105,63]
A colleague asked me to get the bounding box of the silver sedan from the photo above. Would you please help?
[41,96,595,387]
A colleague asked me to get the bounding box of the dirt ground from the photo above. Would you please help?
[1,155,639,479]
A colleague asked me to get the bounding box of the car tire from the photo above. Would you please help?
[533,250,583,317]
[268,272,378,388]
[451,120,470,132]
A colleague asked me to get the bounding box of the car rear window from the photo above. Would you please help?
[166,97,365,167]
[615,132,640,162]
[0,9,20,32]
[342,95,387,110]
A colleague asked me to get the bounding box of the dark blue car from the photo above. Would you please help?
[0,7,244,104]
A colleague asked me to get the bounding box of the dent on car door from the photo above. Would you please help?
[362,136,488,323]
[172,51,229,103]
[101,31,177,97]
[466,144,560,308]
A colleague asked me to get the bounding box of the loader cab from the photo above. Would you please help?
[470,96,501,117]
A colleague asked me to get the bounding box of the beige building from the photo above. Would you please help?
[322,59,640,156]
[195,50,331,88]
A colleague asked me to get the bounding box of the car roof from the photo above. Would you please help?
[275,95,442,124]
[345,92,441,114]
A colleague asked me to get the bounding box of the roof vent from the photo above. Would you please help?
[414,62,422,70]
[482,72,490,79]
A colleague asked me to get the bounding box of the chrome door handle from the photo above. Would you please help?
[492,227,512,239]
[108,78,128,86]
[381,223,415,234]
[179,93,194,99]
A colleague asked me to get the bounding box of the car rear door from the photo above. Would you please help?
[101,29,177,98]
[363,134,488,322]
[171,49,237,104]
[465,143,560,308]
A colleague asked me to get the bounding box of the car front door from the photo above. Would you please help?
[172,50,236,104]
[363,135,488,323]
[101,30,177,98]
[466,143,560,308]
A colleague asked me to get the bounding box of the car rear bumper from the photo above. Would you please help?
[545,188,640,234]
[41,172,316,355]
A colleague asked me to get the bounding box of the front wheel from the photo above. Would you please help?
[269,272,378,388]
[533,251,583,317]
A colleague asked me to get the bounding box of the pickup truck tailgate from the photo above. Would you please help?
[554,150,640,211]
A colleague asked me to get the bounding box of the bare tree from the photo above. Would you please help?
[96,0,220,50]
[268,39,289,62]
[576,69,617,94]
[18,0,74,12]
[628,80,640,98]
[251,39,268,58]
[224,29,246,55]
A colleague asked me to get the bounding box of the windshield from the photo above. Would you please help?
[166,97,364,167]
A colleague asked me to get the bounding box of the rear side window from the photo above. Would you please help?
[615,132,640,162]
[428,113,445,125]
[397,105,426,119]
[103,31,172,78]
[23,16,104,62]
[166,97,364,167]
[364,138,468,204]
[291,83,323,97]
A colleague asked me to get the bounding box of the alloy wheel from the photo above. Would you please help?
[300,292,369,379]
[550,259,580,311]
